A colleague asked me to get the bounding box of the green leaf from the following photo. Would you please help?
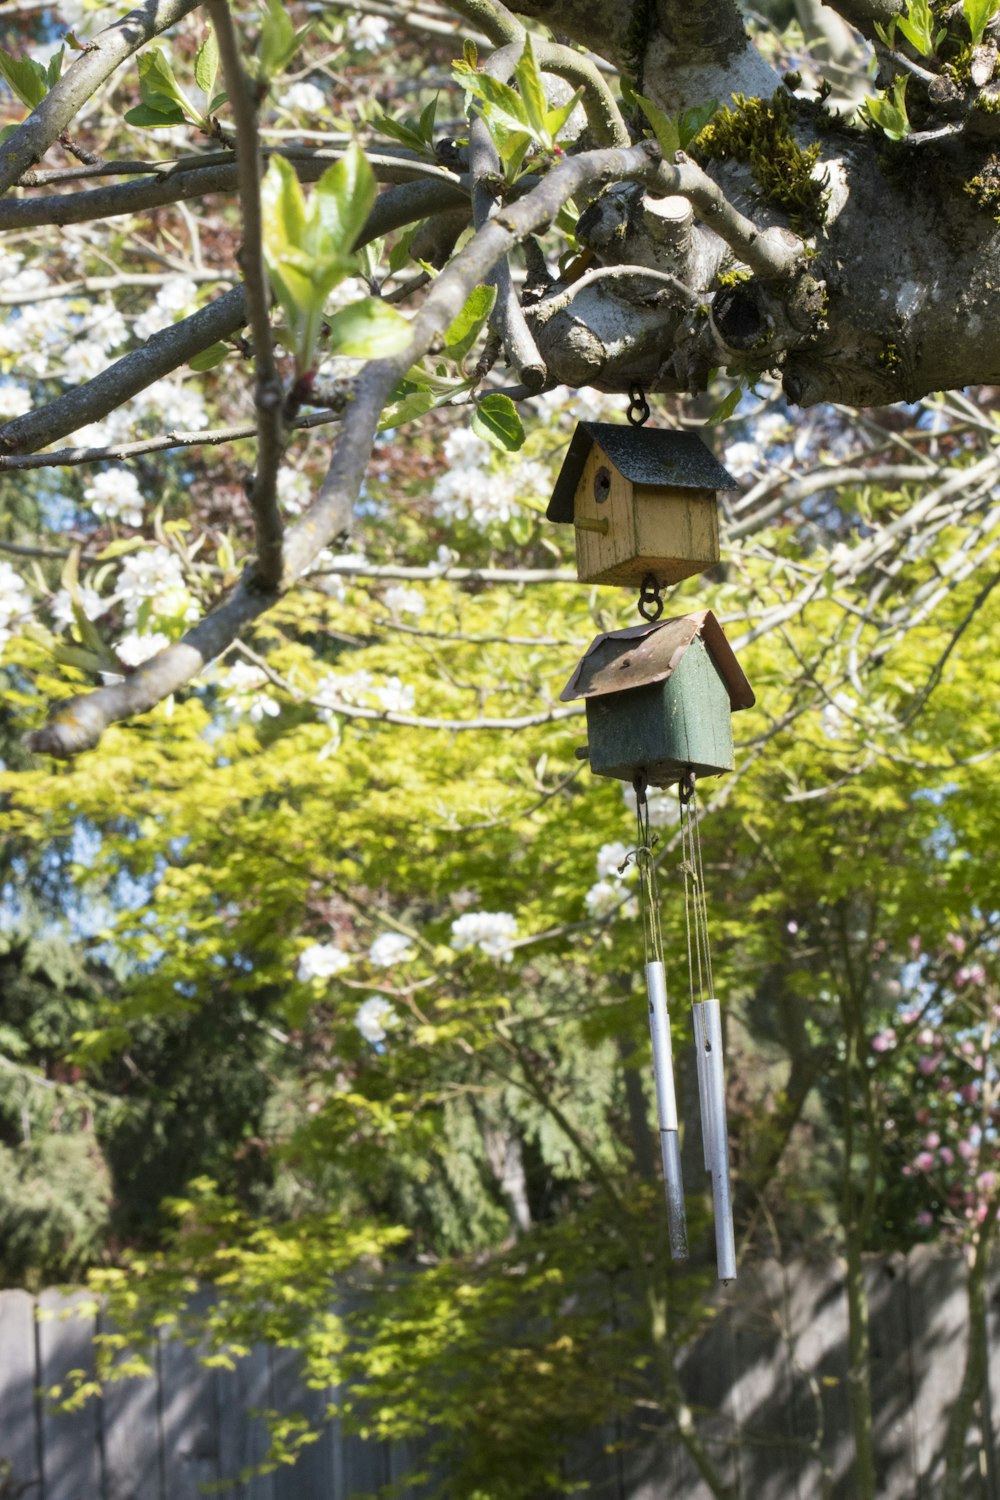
[418,94,438,143]
[194,27,220,98]
[138,48,193,116]
[124,100,188,128]
[377,389,437,430]
[462,38,478,68]
[865,76,910,141]
[635,93,680,159]
[259,0,311,79]
[189,341,231,371]
[679,100,718,147]
[46,48,64,90]
[471,393,524,452]
[325,298,411,357]
[706,383,743,425]
[513,34,548,140]
[388,224,417,275]
[313,143,377,257]
[897,0,936,53]
[0,49,49,109]
[375,115,430,155]
[261,154,307,262]
[461,70,530,132]
[964,0,998,44]
[443,284,497,361]
[544,87,585,142]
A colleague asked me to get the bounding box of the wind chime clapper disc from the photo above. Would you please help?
[559,610,755,788]
[646,959,689,1260]
[695,998,738,1284]
[545,423,736,587]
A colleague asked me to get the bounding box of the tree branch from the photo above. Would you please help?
[0,0,203,195]
[206,0,284,588]
[0,151,467,231]
[24,139,660,758]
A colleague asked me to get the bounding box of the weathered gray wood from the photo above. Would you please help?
[984,1256,1000,1500]
[217,1345,274,1500]
[906,1244,971,1494]
[725,1261,806,1500]
[0,1288,41,1496]
[268,1349,337,1500]
[100,1310,163,1500]
[782,1258,849,1499]
[866,1255,921,1500]
[159,1329,220,1500]
[37,1288,103,1500]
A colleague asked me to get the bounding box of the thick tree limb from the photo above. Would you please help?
[206,0,284,589]
[0,152,466,231]
[25,139,660,758]
[0,0,203,195]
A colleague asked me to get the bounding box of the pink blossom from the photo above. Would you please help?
[918,1054,942,1075]
[958,1139,977,1162]
[908,936,922,956]
[977,1203,989,1223]
[916,1210,933,1228]
[939,1147,955,1166]
[961,1083,979,1105]
[872,1029,897,1053]
[917,1026,936,1046]
[915,1108,931,1125]
[960,1039,975,1057]
[977,1171,996,1194]
[787,919,799,934]
[924,1132,941,1149]
[914,1151,936,1172]
[947,933,966,956]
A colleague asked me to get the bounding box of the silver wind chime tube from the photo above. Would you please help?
[695,997,736,1283]
[645,958,688,1259]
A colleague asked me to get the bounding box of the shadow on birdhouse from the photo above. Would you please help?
[561,610,754,786]
[546,423,736,587]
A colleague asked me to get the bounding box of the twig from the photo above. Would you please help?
[0,408,346,475]
[531,263,701,326]
[206,0,284,588]
[0,0,203,194]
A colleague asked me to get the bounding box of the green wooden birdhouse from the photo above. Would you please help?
[546,424,736,587]
[560,610,755,786]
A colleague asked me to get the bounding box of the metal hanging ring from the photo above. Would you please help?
[627,386,650,427]
[637,571,663,622]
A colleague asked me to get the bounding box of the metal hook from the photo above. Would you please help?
[627,386,650,427]
[637,572,663,622]
[679,769,696,805]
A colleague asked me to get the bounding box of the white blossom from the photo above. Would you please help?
[596,841,634,880]
[375,676,415,713]
[585,880,637,920]
[0,561,33,651]
[368,932,414,967]
[621,782,680,827]
[115,546,197,626]
[0,383,31,420]
[383,585,426,619]
[283,80,328,114]
[115,630,170,667]
[314,670,374,720]
[138,378,208,431]
[61,338,108,385]
[723,439,761,477]
[277,466,312,515]
[345,13,390,49]
[821,690,857,739]
[220,660,281,722]
[450,910,518,962]
[355,995,397,1044]
[50,585,107,629]
[133,277,198,342]
[297,941,352,981]
[85,468,144,527]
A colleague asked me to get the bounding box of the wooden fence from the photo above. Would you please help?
[0,1248,997,1499]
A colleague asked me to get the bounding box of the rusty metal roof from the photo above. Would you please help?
[546,423,737,523]
[559,609,755,708]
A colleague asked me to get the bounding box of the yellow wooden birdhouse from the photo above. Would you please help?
[545,423,736,587]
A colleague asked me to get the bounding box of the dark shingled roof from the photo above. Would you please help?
[546,422,737,523]
[559,610,755,709]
